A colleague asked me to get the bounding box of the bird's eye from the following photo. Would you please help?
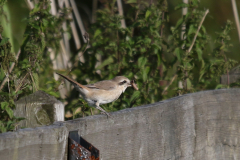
[119,80,127,85]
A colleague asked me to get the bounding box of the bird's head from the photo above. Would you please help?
[112,76,138,92]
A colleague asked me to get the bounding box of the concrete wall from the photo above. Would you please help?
[0,89,240,160]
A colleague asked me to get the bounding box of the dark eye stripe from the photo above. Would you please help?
[119,80,127,85]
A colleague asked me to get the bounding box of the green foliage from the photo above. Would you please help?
[0,0,239,122]
[73,0,168,112]
[0,0,69,132]
[169,0,238,94]
[199,20,237,89]
[65,0,238,117]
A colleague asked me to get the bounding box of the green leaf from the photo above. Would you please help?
[6,121,13,129]
[94,29,102,39]
[215,84,224,89]
[144,38,151,44]
[157,53,161,66]
[42,19,49,26]
[130,91,141,103]
[138,57,147,68]
[199,68,206,81]
[175,19,183,29]
[125,0,137,3]
[188,25,195,35]
[143,66,150,82]
[32,73,39,90]
[0,38,9,46]
[175,3,189,10]
[1,102,9,110]
[174,48,181,62]
[187,78,192,89]
[201,26,206,34]
[5,106,13,119]
[32,24,40,30]
[96,57,114,69]
[196,47,202,61]
[145,10,151,19]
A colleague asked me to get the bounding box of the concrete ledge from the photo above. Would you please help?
[0,124,68,160]
[1,89,240,160]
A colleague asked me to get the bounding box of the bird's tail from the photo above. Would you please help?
[56,73,90,91]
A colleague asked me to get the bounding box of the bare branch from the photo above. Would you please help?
[187,9,209,54]
[15,73,29,93]
[162,74,178,95]
[29,71,38,91]
[0,50,21,90]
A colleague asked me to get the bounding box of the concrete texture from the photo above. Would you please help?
[14,91,64,128]
[1,89,240,160]
[0,123,68,160]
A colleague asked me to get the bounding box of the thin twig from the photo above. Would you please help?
[187,9,209,53]
[162,74,178,95]
[231,0,240,43]
[0,50,21,90]
[15,73,29,93]
[29,71,38,91]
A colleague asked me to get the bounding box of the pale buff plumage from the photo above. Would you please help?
[56,73,138,117]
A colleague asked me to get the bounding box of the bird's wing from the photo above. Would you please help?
[85,80,117,90]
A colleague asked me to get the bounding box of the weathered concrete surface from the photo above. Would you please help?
[14,90,64,128]
[63,89,240,160]
[0,123,68,160]
[1,89,240,160]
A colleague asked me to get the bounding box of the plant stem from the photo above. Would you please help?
[187,9,209,54]
[15,72,29,93]
[162,74,177,95]
[0,50,21,90]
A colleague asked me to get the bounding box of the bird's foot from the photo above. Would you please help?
[100,111,111,118]
[96,105,111,118]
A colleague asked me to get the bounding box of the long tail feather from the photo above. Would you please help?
[56,73,90,91]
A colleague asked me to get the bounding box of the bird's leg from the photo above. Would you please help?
[95,102,111,118]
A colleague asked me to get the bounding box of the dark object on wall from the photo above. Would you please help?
[68,131,99,160]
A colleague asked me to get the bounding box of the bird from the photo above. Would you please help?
[56,73,138,117]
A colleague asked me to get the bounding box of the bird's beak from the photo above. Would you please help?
[130,80,139,90]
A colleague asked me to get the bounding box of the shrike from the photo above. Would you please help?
[56,73,138,117]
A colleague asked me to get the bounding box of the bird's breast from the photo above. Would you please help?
[86,86,126,105]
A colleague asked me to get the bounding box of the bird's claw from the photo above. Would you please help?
[101,112,111,118]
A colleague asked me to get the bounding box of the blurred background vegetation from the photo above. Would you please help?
[0,0,240,132]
